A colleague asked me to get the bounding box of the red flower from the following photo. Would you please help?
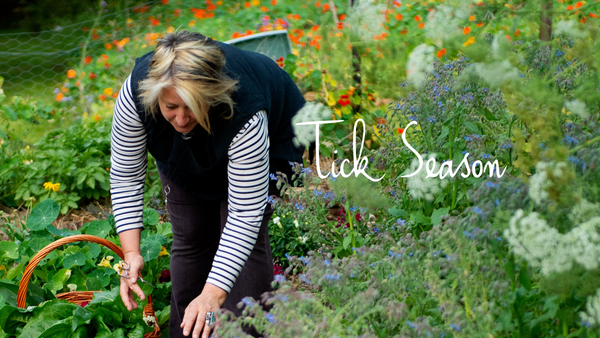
[80,301,90,307]
[274,264,284,275]
[159,269,171,283]
[398,128,405,134]
[338,94,351,106]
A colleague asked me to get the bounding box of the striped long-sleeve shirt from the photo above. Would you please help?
[110,74,269,293]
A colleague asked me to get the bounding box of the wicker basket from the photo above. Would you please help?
[17,235,161,338]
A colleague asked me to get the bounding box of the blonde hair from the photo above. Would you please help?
[138,30,238,134]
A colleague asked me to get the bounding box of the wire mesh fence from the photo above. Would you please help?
[0,0,162,100]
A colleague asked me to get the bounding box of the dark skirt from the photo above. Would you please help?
[158,170,278,338]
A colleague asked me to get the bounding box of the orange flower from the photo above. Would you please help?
[189,20,196,27]
[374,117,385,124]
[94,114,101,121]
[398,128,405,134]
[101,54,109,61]
[162,0,168,4]
[66,69,76,79]
[99,94,106,101]
[105,43,113,50]
[293,14,301,19]
[400,27,408,34]
[315,0,321,7]
[393,0,401,7]
[414,15,422,21]
[207,3,216,10]
[515,29,521,37]
[312,25,319,31]
[338,94,350,106]
[151,18,159,26]
[505,34,511,40]
[395,14,403,20]
[84,56,92,64]
[418,22,425,29]
[476,22,483,27]
[463,26,471,34]
[260,6,268,11]
[104,62,111,69]
[575,1,584,8]
[112,92,118,99]
[567,5,573,10]
[580,17,587,23]
[245,2,251,7]
[174,8,181,16]
[89,72,97,80]
[271,0,277,4]
[437,48,447,58]
[55,93,65,102]
[590,12,598,18]
[469,15,475,21]
[339,13,345,20]
[322,3,330,12]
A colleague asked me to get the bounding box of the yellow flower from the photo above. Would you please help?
[98,255,114,268]
[159,246,170,256]
[252,0,260,6]
[103,88,113,96]
[463,36,476,46]
[114,263,123,274]
[43,182,60,192]
[0,264,5,271]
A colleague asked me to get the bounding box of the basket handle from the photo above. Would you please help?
[17,234,151,309]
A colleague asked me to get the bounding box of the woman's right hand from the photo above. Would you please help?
[120,252,146,311]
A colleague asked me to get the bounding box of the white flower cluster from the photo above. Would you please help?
[404,153,449,201]
[291,102,332,148]
[528,161,568,205]
[504,209,600,276]
[407,44,435,88]
[569,198,600,224]
[554,20,587,39]
[346,0,386,41]
[473,60,519,88]
[565,99,589,119]
[425,6,460,43]
[581,289,600,326]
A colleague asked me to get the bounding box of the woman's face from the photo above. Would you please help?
[158,87,198,133]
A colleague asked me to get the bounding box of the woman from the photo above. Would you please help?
[110,30,306,338]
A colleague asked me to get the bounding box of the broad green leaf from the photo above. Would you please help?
[84,220,112,238]
[464,121,481,134]
[343,236,352,249]
[431,207,450,225]
[143,209,160,226]
[63,252,86,269]
[484,108,499,121]
[29,237,52,253]
[72,306,92,331]
[85,277,103,291]
[49,269,72,293]
[156,222,173,238]
[87,270,110,288]
[409,211,431,225]
[46,224,80,237]
[6,263,24,281]
[86,176,95,189]
[127,323,145,338]
[18,301,78,338]
[26,199,60,231]
[0,241,18,260]
[85,243,101,259]
[140,239,161,262]
[388,207,407,218]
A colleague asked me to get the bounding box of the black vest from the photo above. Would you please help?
[129,41,306,200]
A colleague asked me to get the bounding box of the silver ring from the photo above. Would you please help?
[205,311,215,328]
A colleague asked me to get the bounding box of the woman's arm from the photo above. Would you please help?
[110,74,149,310]
[207,109,270,292]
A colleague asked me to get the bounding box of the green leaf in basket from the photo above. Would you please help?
[26,199,60,231]
[85,277,103,291]
[72,306,92,332]
[18,300,78,338]
[140,239,162,262]
[143,209,160,226]
[46,224,80,237]
[127,323,145,338]
[62,252,86,269]
[84,220,112,238]
[49,269,72,293]
[0,241,19,261]
[87,270,110,288]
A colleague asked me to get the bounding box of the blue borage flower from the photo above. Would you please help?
[564,135,578,145]
[313,189,322,196]
[396,218,406,226]
[325,274,340,281]
[301,167,313,174]
[427,117,436,122]
[299,274,311,284]
[241,298,256,307]
[406,321,416,329]
[450,323,461,332]
[324,259,330,266]
[486,181,499,188]
[388,250,402,259]
[323,191,335,200]
[266,195,276,206]
[481,153,491,159]
[501,143,512,149]
[269,173,277,181]
[265,313,276,323]
[295,203,304,210]
[349,206,358,212]
[473,206,485,217]
[274,275,286,283]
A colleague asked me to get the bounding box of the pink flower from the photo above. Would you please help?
[274,264,284,275]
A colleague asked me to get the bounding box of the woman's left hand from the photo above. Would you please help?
[180,283,228,338]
